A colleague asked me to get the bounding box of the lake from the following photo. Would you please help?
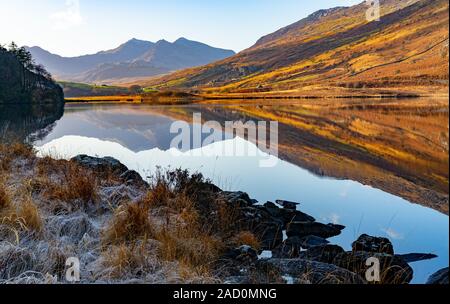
[3,100,448,283]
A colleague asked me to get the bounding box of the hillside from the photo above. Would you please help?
[140,0,449,96]
[0,46,63,105]
[26,38,235,84]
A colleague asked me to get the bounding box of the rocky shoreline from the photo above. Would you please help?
[0,147,447,284]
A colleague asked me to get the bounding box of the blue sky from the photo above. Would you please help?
[0,0,362,56]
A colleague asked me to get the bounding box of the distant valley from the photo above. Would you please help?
[26,38,235,84]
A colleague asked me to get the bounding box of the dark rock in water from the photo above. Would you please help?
[396,253,438,263]
[333,252,413,284]
[71,155,128,175]
[119,170,148,188]
[257,222,284,250]
[220,191,254,208]
[262,202,314,229]
[426,267,449,285]
[300,244,345,264]
[259,259,365,284]
[275,200,299,210]
[352,234,394,255]
[286,222,345,239]
[299,235,330,249]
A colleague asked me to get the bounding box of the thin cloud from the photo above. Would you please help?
[381,227,404,240]
[50,0,84,30]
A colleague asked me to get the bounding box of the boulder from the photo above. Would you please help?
[262,202,315,229]
[396,253,438,263]
[333,252,413,284]
[220,191,255,208]
[300,244,345,264]
[71,155,128,175]
[275,200,299,210]
[273,237,304,259]
[223,245,258,263]
[259,259,365,284]
[352,234,394,255]
[299,235,330,249]
[119,170,148,188]
[286,222,345,239]
[256,222,284,250]
[426,267,449,285]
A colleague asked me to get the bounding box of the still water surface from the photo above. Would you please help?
[32,103,449,284]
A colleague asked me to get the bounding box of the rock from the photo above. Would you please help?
[71,155,128,175]
[275,200,299,210]
[396,253,438,263]
[300,244,345,264]
[273,237,304,259]
[352,234,394,255]
[223,245,258,262]
[220,191,254,208]
[257,222,284,250]
[262,202,315,229]
[299,235,330,249]
[426,267,449,285]
[119,170,148,188]
[286,222,345,239]
[333,252,413,284]
[259,259,365,284]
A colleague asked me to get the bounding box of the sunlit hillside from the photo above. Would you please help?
[138,0,449,96]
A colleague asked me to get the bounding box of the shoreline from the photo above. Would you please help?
[0,144,447,284]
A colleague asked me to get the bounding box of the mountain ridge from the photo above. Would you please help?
[139,0,448,96]
[26,38,235,84]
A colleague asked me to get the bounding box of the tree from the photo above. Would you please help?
[129,85,143,94]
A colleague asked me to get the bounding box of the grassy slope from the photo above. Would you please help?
[59,81,131,98]
[137,0,448,96]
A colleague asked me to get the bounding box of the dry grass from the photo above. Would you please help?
[35,157,98,207]
[104,202,154,244]
[0,194,43,235]
[0,181,11,210]
[0,142,34,171]
[101,244,149,279]
[231,231,261,251]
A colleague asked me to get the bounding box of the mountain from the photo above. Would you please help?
[141,0,449,95]
[26,38,235,83]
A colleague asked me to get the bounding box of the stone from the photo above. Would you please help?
[273,237,304,259]
[223,245,258,262]
[220,191,254,208]
[262,202,315,229]
[259,259,366,284]
[276,200,299,210]
[301,244,345,264]
[352,234,394,255]
[299,235,330,249]
[333,252,414,284]
[256,222,284,250]
[426,267,449,285]
[396,253,438,263]
[119,170,148,188]
[71,155,128,175]
[286,222,345,239]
